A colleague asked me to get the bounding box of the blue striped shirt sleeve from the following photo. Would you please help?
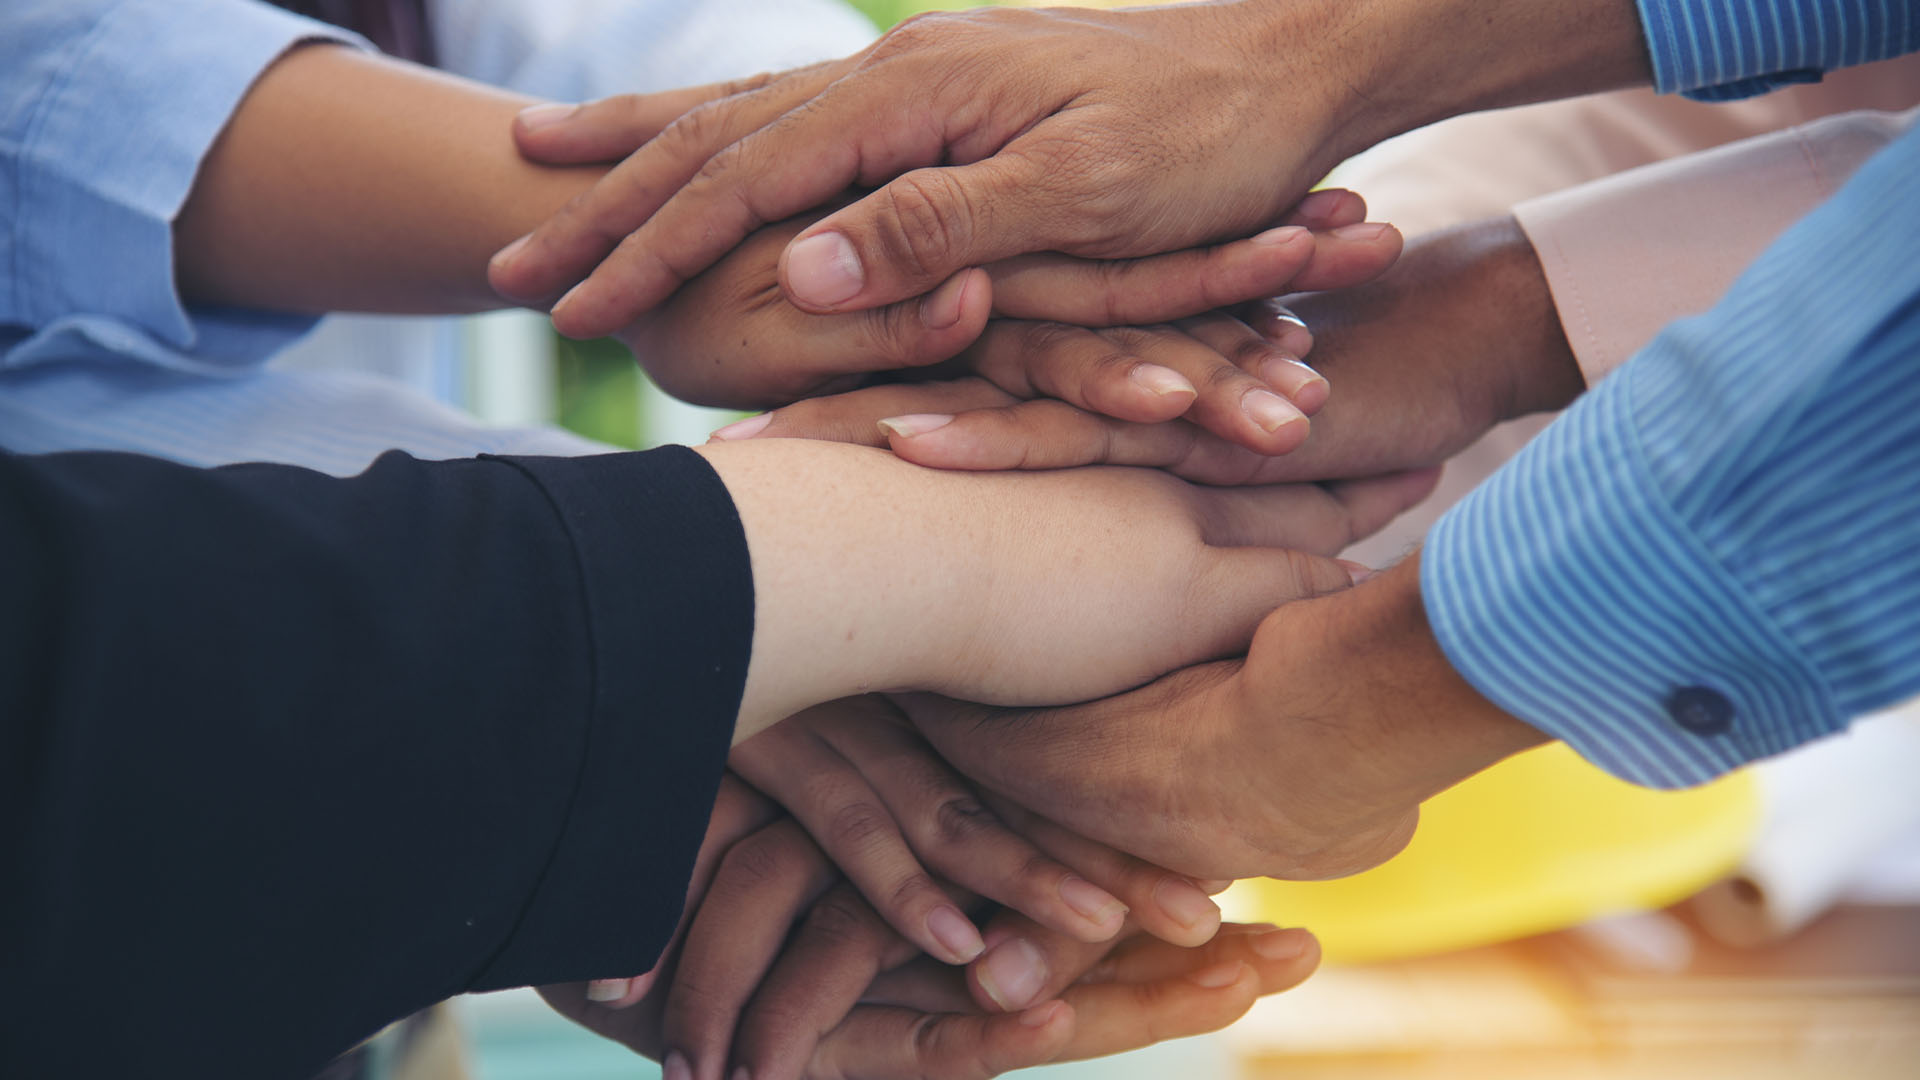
[1636,0,1920,99]
[1421,120,1920,789]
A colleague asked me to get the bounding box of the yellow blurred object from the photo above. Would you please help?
[1221,743,1759,964]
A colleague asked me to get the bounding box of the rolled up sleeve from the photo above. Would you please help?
[2,0,366,372]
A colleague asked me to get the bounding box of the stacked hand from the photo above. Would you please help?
[483,16,1605,1074]
[545,757,1321,1080]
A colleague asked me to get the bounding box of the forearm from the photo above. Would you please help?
[1308,553,1550,795]
[1270,0,1653,158]
[1423,123,1920,787]
[174,43,602,314]
[697,438,1363,743]
[0,446,743,1076]
[697,438,990,739]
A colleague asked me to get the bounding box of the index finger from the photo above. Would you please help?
[487,62,846,311]
[532,69,955,334]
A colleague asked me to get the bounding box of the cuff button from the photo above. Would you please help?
[1666,686,1734,736]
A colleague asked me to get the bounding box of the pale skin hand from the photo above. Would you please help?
[897,552,1550,882]
[696,437,1444,743]
[725,216,1586,484]
[487,0,1652,331]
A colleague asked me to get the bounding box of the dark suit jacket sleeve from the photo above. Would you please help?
[0,444,751,1079]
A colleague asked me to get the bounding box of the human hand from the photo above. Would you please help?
[730,216,1583,483]
[697,438,1442,740]
[897,552,1549,882]
[486,0,1651,333]
[728,695,1228,967]
[543,774,1317,1080]
[611,191,1398,442]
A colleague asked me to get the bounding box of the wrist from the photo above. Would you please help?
[697,440,987,742]
[1326,553,1548,797]
[1332,0,1654,149]
[1457,216,1585,421]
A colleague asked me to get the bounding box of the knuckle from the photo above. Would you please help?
[717,830,803,891]
[825,798,900,855]
[722,70,777,98]
[554,188,626,251]
[802,888,885,950]
[930,793,1000,848]
[1015,851,1065,892]
[1201,360,1251,393]
[857,302,927,367]
[877,171,976,281]
[1228,335,1282,369]
[667,99,736,157]
[884,871,945,915]
[875,10,958,56]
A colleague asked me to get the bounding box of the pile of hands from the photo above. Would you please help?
[482,8,1589,1077]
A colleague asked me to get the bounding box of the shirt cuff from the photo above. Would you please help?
[14,0,366,367]
[1634,0,1910,101]
[1422,369,1839,790]
[1512,108,1913,386]
[470,446,752,988]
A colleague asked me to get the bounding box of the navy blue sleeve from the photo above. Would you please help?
[0,444,751,1079]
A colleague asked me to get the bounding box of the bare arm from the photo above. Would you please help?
[173,43,603,314]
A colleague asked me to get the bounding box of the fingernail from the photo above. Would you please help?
[877,413,954,439]
[1339,559,1376,585]
[1294,189,1347,222]
[1250,224,1310,247]
[585,978,630,1002]
[1262,357,1329,412]
[1129,363,1196,400]
[516,102,580,132]
[710,413,773,441]
[551,282,584,320]
[663,1051,692,1080]
[490,233,531,273]
[927,904,986,963]
[1252,927,1313,960]
[1242,388,1305,434]
[976,937,1048,1011]
[1019,999,1066,1028]
[1057,876,1128,926]
[919,271,973,330]
[1332,222,1392,241]
[786,231,865,307]
[1154,877,1220,931]
[1187,960,1248,989]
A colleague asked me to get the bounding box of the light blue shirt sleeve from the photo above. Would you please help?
[0,0,367,377]
[1423,120,1920,789]
[426,0,876,101]
[1636,0,1920,100]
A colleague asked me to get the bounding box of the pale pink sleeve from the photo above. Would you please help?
[1513,107,1918,386]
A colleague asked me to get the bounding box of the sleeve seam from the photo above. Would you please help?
[454,454,608,986]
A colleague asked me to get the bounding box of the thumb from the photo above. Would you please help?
[779,154,1064,315]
